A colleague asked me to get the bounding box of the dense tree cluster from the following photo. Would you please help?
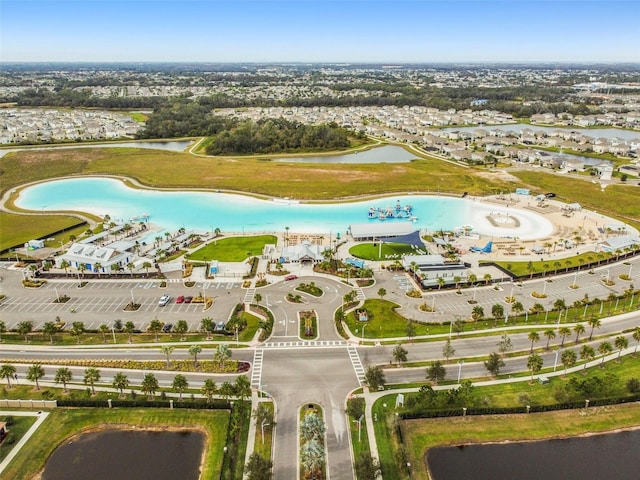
[136,101,235,138]
[204,118,354,155]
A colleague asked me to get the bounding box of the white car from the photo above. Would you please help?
[158,294,171,306]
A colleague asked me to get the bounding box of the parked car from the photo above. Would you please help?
[184,296,193,303]
[176,295,185,304]
[162,323,173,333]
[284,274,298,281]
[158,294,171,306]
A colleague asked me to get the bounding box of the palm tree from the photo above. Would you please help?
[254,293,262,305]
[54,367,73,392]
[200,379,217,403]
[26,364,45,390]
[77,262,87,279]
[471,305,484,325]
[580,345,595,373]
[633,327,640,356]
[142,261,152,277]
[437,277,445,290]
[141,372,159,400]
[483,273,492,285]
[377,288,386,300]
[60,259,71,276]
[587,317,601,341]
[112,372,129,398]
[93,261,103,277]
[189,345,202,367]
[392,343,408,366]
[543,328,556,350]
[124,321,136,343]
[214,344,232,368]
[218,381,235,401]
[527,354,543,383]
[99,323,109,343]
[172,374,189,401]
[528,331,540,353]
[614,335,628,361]
[71,321,85,344]
[17,320,34,343]
[598,341,613,367]
[161,345,174,369]
[234,375,252,401]
[553,261,561,274]
[300,438,326,480]
[0,364,16,388]
[175,320,188,340]
[126,262,135,275]
[561,349,577,377]
[84,367,101,395]
[148,318,163,342]
[511,301,524,318]
[558,326,571,347]
[491,303,504,325]
[42,322,58,344]
[573,323,585,344]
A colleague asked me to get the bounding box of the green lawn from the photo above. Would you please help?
[0,414,37,462]
[485,251,611,277]
[0,211,86,252]
[2,408,230,480]
[349,242,426,262]
[252,401,274,462]
[186,235,277,262]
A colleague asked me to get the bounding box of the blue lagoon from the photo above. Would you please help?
[16,177,553,239]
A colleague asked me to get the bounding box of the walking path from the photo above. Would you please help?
[0,410,50,475]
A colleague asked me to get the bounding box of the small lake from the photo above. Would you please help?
[272,145,418,163]
[42,429,204,480]
[426,429,640,480]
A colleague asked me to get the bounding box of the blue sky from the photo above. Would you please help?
[1,1,639,63]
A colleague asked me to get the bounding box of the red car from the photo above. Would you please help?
[284,274,298,281]
[176,295,185,304]
[184,296,194,303]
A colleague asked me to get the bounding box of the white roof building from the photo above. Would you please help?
[55,242,133,273]
[281,240,327,263]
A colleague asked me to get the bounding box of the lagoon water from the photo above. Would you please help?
[42,429,204,480]
[16,177,553,239]
[426,429,640,480]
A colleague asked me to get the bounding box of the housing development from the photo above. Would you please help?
[1,62,640,480]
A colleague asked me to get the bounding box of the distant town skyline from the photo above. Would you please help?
[2,1,639,64]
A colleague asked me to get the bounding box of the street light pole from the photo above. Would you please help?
[457,360,464,382]
[362,324,367,343]
[554,349,560,371]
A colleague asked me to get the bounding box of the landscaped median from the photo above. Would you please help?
[299,403,327,480]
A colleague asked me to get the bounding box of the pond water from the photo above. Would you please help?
[42,429,204,480]
[272,145,418,163]
[426,429,640,480]
[532,149,612,166]
[16,177,554,239]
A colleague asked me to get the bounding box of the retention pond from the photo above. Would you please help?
[426,428,640,480]
[42,429,205,480]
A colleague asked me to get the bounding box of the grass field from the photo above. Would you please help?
[0,211,86,252]
[1,408,230,480]
[349,242,426,262]
[485,250,612,277]
[0,414,37,462]
[186,235,278,262]
[0,146,513,199]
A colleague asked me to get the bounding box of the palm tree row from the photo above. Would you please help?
[0,362,252,402]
